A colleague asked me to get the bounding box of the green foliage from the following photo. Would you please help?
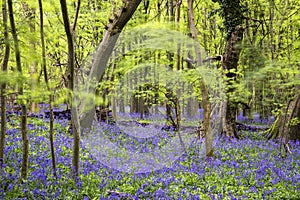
[1,0,297,122]
[289,117,300,126]
[213,0,244,39]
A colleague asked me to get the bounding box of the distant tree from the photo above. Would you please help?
[8,0,29,180]
[38,0,57,178]
[0,0,10,168]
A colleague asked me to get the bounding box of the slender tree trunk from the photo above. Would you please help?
[8,0,29,180]
[269,1,275,60]
[175,0,183,126]
[39,0,57,178]
[60,0,81,176]
[72,0,80,32]
[59,0,81,176]
[0,0,10,168]
[176,0,182,71]
[187,0,213,157]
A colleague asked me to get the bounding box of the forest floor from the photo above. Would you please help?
[1,110,300,200]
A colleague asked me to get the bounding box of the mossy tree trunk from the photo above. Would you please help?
[266,93,300,141]
[288,94,300,140]
[212,0,245,138]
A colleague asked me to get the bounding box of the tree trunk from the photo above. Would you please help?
[39,0,57,178]
[60,0,81,177]
[187,0,212,157]
[222,100,239,138]
[80,0,142,129]
[288,94,300,140]
[0,0,10,168]
[214,0,245,138]
[221,25,244,138]
[165,88,179,129]
[8,0,29,181]
[266,93,300,141]
[176,0,182,71]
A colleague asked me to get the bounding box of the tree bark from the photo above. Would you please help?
[165,88,180,130]
[176,0,182,71]
[214,0,244,138]
[0,0,10,168]
[80,0,142,129]
[59,0,81,177]
[187,0,213,157]
[221,25,244,138]
[8,0,29,181]
[39,0,57,178]
[266,93,300,141]
[288,94,300,140]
